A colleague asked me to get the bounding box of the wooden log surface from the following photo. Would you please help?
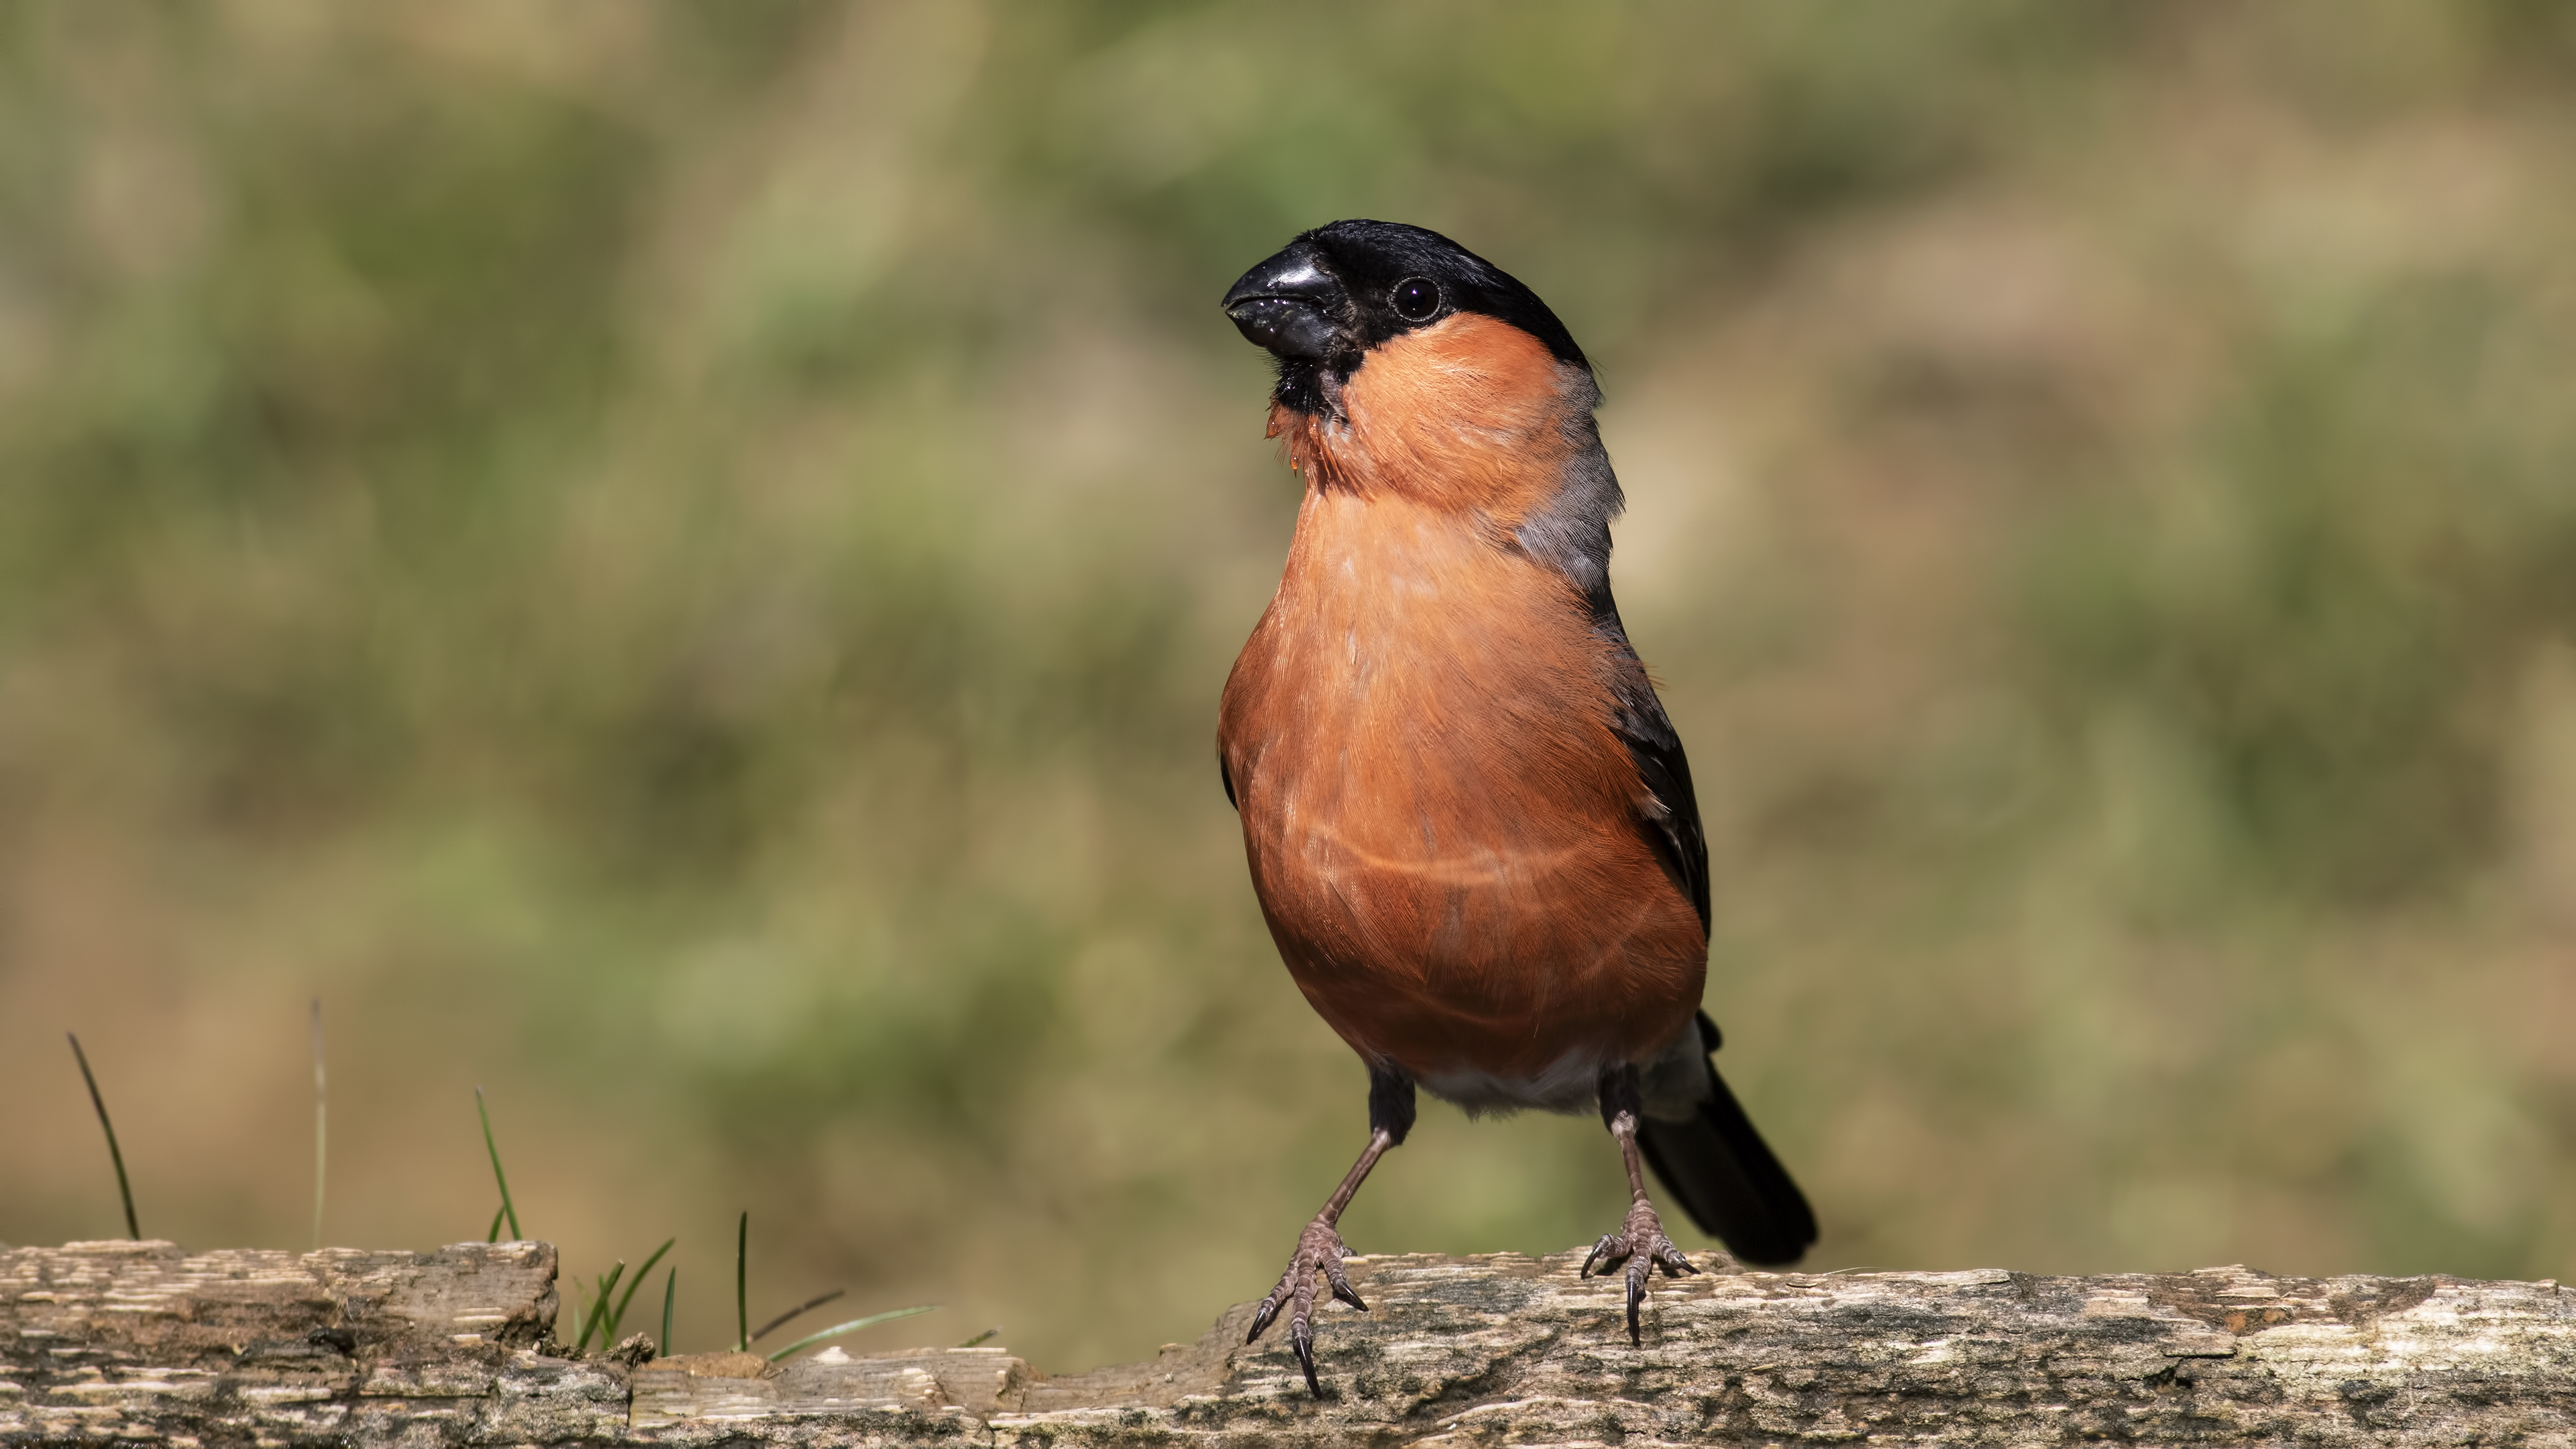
[3,1238,2571,1446]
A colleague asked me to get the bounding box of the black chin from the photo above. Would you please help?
[1271,358,1329,417]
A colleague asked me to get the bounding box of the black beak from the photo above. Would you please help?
[1223,244,1342,360]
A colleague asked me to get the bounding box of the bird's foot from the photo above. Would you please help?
[1580,1197,1697,1344]
[1246,1216,1366,1396]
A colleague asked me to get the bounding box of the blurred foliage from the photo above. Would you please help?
[3,0,2574,1371]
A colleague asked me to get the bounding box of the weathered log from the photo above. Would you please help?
[4,1238,2570,1446]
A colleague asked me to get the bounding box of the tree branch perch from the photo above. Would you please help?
[4,1239,2569,1445]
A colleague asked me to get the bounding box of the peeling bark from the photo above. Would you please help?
[5,1240,2569,1446]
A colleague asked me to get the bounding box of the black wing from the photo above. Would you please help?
[1593,601,1709,932]
[1509,406,1704,924]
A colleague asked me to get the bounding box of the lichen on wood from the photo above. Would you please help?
[4,1239,2570,1445]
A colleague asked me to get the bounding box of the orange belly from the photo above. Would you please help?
[1220,484,1705,1112]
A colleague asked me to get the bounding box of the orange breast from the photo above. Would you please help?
[1219,316,1705,1106]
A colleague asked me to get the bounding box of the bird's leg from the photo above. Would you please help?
[1246,1131,1384,1378]
[1248,1063,1413,1397]
[1580,1064,1698,1344]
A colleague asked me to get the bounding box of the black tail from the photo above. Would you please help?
[1635,1031,1816,1266]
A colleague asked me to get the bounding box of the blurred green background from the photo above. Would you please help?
[5,0,2575,1373]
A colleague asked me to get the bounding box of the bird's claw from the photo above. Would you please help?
[1246,1216,1364,1396]
[1579,1198,1697,1344]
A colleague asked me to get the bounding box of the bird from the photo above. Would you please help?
[1215,220,1817,1395]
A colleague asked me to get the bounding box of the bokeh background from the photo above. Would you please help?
[5,0,2575,1373]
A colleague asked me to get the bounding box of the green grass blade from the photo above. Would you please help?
[309,1000,327,1251]
[583,1261,626,1349]
[488,1205,506,1243]
[959,1328,999,1348]
[660,1268,676,1356]
[609,1239,674,1340]
[763,1306,937,1363]
[749,1288,844,1344]
[66,1034,140,1240]
[734,1211,747,1352]
[474,1087,520,1240]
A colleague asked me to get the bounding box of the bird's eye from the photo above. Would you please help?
[1389,276,1442,323]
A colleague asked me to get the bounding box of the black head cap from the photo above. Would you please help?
[1222,220,1588,416]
